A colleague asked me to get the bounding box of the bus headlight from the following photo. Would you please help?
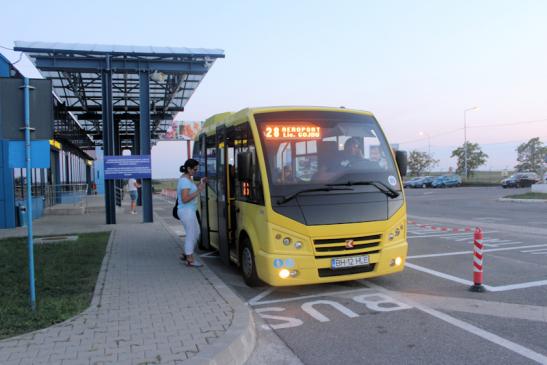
[390,257,403,267]
[279,269,290,279]
[283,237,291,246]
[294,241,303,249]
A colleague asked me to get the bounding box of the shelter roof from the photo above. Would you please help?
[14,41,225,149]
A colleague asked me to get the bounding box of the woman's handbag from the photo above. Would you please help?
[172,198,179,220]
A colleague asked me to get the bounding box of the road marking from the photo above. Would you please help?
[408,243,547,259]
[405,262,547,292]
[405,262,473,286]
[403,293,547,323]
[474,217,507,222]
[248,288,276,305]
[365,282,547,365]
[409,231,498,239]
[484,241,523,247]
[521,248,547,254]
[301,300,359,322]
[250,287,375,306]
[408,232,473,239]
[488,280,547,292]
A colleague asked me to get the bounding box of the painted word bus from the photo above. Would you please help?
[193,106,408,286]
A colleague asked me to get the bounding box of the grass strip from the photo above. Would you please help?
[0,232,109,339]
[504,192,547,200]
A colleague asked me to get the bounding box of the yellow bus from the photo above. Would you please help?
[193,106,408,286]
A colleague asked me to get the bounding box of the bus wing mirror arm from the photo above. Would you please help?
[395,150,408,177]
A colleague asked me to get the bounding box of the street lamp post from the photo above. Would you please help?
[464,106,479,178]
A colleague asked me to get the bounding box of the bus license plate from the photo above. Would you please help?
[331,255,369,269]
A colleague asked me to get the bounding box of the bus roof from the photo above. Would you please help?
[199,106,374,137]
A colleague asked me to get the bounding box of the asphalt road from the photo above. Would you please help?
[158,187,547,364]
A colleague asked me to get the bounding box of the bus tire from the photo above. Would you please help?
[240,237,261,287]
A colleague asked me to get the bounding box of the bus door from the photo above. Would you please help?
[216,126,230,264]
[198,133,210,250]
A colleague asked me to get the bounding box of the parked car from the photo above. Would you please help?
[406,176,434,188]
[431,175,462,188]
[403,177,420,188]
[501,172,540,188]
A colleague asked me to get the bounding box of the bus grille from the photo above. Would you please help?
[313,234,382,258]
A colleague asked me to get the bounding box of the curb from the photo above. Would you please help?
[498,198,547,204]
[157,212,256,365]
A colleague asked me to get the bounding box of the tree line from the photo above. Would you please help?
[407,137,546,177]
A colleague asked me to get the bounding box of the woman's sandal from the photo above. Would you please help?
[186,259,203,267]
[179,254,187,262]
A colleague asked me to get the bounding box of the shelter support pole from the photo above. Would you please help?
[102,58,116,224]
[139,71,153,223]
[134,121,142,206]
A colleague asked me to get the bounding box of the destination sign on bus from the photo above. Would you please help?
[263,125,321,139]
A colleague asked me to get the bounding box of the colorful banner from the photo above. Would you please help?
[161,120,202,141]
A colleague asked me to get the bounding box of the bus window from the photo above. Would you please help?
[234,122,264,205]
[206,136,217,193]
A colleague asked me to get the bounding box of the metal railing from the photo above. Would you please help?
[43,184,89,208]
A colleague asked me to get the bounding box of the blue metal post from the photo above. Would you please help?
[23,77,36,311]
[139,71,153,223]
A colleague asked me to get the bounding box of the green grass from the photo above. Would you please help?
[152,179,177,191]
[504,192,547,200]
[0,232,110,339]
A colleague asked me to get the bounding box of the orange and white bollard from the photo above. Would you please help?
[469,227,486,292]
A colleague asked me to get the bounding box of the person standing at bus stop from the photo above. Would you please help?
[178,159,207,267]
[128,178,141,214]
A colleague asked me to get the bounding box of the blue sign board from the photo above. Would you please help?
[104,155,151,179]
[8,140,51,168]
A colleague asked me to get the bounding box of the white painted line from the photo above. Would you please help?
[521,248,547,253]
[408,250,471,259]
[487,280,547,292]
[248,287,276,305]
[250,287,374,306]
[409,231,498,239]
[484,241,523,247]
[405,263,474,286]
[365,282,547,364]
[406,262,547,292]
[408,243,547,259]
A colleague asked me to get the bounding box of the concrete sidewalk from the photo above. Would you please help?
[0,196,255,365]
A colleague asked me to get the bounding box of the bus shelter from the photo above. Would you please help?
[13,41,224,224]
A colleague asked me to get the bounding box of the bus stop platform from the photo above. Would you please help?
[0,195,256,365]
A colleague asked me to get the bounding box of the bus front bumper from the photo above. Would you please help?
[255,240,408,286]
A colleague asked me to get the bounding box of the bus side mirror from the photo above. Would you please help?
[237,152,252,181]
[395,150,407,177]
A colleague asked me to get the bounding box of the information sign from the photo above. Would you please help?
[104,155,151,179]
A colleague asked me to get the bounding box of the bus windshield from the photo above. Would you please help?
[255,110,401,198]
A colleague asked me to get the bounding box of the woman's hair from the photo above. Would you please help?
[180,158,199,173]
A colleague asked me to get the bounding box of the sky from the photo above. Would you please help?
[2,0,547,178]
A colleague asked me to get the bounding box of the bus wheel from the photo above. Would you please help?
[241,238,261,287]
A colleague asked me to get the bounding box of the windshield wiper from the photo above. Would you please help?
[277,187,354,205]
[327,180,400,199]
